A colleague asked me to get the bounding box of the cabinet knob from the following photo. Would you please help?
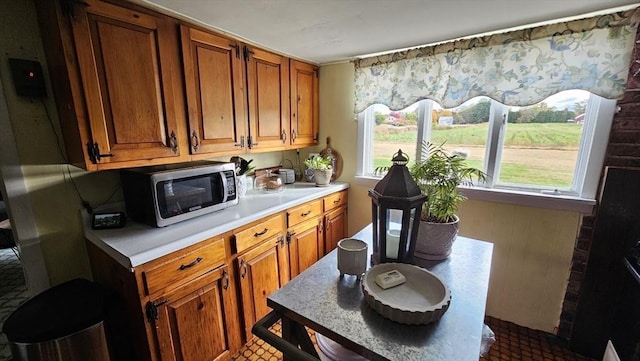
[247,135,258,149]
[240,260,247,278]
[222,270,229,290]
[61,0,89,20]
[191,130,200,152]
[169,131,178,153]
[234,135,245,148]
[86,142,114,164]
[146,299,169,323]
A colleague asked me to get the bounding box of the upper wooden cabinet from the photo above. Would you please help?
[245,47,291,152]
[289,60,319,148]
[37,0,189,170]
[181,30,296,155]
[180,26,246,157]
[36,0,319,170]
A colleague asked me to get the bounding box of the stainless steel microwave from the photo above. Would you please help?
[121,161,238,227]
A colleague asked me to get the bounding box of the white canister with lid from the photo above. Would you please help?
[278,169,296,184]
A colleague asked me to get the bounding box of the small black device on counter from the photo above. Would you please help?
[92,212,126,230]
[120,161,238,227]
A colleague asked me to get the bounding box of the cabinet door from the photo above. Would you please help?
[245,46,290,151]
[70,0,184,165]
[152,266,241,361]
[289,60,319,148]
[237,235,288,340]
[324,205,348,255]
[288,218,322,278]
[180,26,247,156]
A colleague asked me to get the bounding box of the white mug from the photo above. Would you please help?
[337,238,368,280]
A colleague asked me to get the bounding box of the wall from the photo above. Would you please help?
[0,0,284,288]
[0,0,120,286]
[558,26,640,343]
[315,63,371,235]
[458,200,581,332]
[319,61,584,333]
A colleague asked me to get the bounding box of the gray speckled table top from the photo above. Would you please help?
[268,224,493,361]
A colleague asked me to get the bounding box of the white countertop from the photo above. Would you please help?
[83,182,349,270]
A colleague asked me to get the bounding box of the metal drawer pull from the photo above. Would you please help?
[333,198,341,204]
[254,228,268,237]
[301,210,311,217]
[179,257,203,270]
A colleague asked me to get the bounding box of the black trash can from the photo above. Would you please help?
[2,278,111,361]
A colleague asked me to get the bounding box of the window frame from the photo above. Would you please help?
[355,94,616,213]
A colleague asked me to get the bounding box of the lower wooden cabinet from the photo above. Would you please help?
[236,234,289,340]
[86,234,242,361]
[86,189,348,361]
[151,266,242,361]
[287,217,323,278]
[322,190,348,255]
[324,205,348,255]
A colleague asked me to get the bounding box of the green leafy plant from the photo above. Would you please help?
[304,155,333,170]
[410,142,487,223]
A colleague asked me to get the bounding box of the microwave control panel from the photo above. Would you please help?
[224,170,237,200]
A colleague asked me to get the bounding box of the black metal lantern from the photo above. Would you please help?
[369,150,427,265]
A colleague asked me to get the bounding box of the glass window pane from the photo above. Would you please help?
[372,104,419,170]
[431,97,490,172]
[499,90,589,190]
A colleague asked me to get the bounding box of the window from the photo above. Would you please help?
[357,91,616,210]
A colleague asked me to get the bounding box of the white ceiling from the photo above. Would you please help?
[136,0,640,64]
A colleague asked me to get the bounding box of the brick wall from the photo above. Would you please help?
[558,29,640,339]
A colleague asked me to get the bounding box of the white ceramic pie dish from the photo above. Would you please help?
[362,262,451,324]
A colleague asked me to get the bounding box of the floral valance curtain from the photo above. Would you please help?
[353,8,640,113]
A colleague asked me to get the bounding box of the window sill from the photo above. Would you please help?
[354,176,596,214]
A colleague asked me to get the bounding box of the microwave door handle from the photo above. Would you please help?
[219,173,228,202]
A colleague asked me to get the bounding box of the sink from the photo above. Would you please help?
[284,181,317,189]
[243,181,317,197]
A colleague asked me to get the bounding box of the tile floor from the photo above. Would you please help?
[0,248,596,361]
[230,317,596,361]
[0,248,29,361]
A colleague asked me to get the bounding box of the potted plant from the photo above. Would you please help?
[304,155,333,187]
[409,142,487,260]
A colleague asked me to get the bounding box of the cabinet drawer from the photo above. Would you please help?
[235,214,284,254]
[143,238,225,295]
[323,190,347,212]
[287,200,322,227]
